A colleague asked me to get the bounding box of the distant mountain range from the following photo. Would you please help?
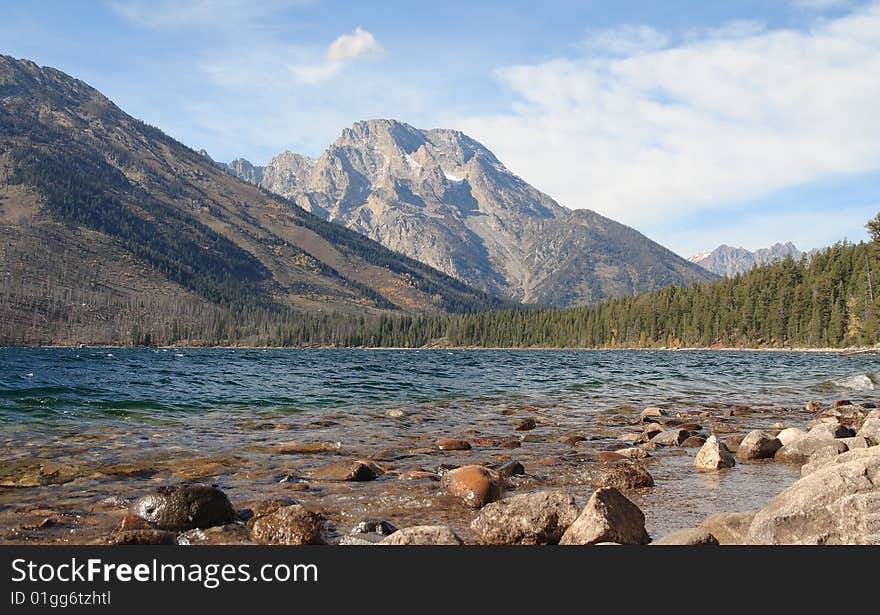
[689,242,806,277]
[0,56,502,344]
[223,119,715,306]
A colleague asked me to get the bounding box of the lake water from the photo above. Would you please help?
[1,348,878,543]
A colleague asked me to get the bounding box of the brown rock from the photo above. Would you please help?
[398,470,440,481]
[244,497,300,528]
[560,434,586,446]
[271,441,342,454]
[642,424,665,439]
[597,451,628,462]
[559,487,650,545]
[436,438,472,451]
[727,406,754,416]
[309,460,381,481]
[443,465,503,508]
[641,407,664,418]
[681,436,707,448]
[857,409,880,445]
[615,447,650,459]
[593,463,654,489]
[515,417,537,431]
[617,433,644,443]
[113,515,153,533]
[497,460,525,478]
[249,505,324,545]
[380,526,463,545]
[177,523,252,545]
[471,490,580,545]
[106,530,176,545]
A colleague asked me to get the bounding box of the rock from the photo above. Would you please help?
[398,470,440,481]
[435,438,471,451]
[698,512,755,545]
[776,427,807,446]
[443,465,503,508]
[271,441,342,454]
[840,436,869,450]
[641,407,664,419]
[309,460,381,481]
[498,438,521,449]
[727,406,754,416]
[651,527,719,545]
[808,423,855,440]
[339,534,384,545]
[832,399,853,408]
[497,460,525,478]
[617,433,644,443]
[129,484,236,531]
[693,436,736,470]
[380,526,464,545]
[593,463,654,489]
[681,436,707,448]
[615,447,650,459]
[515,417,537,431]
[560,434,586,446]
[177,523,252,545]
[775,438,848,464]
[0,458,82,487]
[597,452,628,462]
[243,497,300,527]
[106,530,176,545]
[857,409,880,445]
[736,430,782,461]
[675,422,703,432]
[801,445,879,478]
[747,446,880,544]
[651,428,691,446]
[113,515,153,532]
[351,519,398,536]
[642,424,665,439]
[560,488,649,545]
[249,505,324,545]
[471,490,580,545]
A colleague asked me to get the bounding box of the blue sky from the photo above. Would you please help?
[2,0,879,256]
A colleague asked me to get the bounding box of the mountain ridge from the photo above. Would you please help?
[0,56,503,345]
[689,242,805,277]
[223,118,716,305]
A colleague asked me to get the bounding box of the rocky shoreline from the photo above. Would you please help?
[3,398,878,546]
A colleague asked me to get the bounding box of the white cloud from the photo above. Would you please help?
[452,3,880,238]
[581,25,669,56]
[326,27,383,63]
[202,27,384,87]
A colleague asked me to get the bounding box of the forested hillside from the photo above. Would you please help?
[41,224,873,349]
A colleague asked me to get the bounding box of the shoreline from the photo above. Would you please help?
[5,344,879,353]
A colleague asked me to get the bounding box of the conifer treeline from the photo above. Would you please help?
[260,238,879,349]
[4,222,879,349]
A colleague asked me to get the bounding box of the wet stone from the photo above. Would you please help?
[129,484,236,531]
[249,505,325,545]
[497,460,526,478]
[593,462,654,489]
[435,438,471,451]
[106,530,176,545]
[443,465,504,509]
[514,417,537,431]
[0,458,84,487]
[309,460,382,481]
[177,523,252,545]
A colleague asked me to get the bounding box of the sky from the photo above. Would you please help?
[2,0,879,257]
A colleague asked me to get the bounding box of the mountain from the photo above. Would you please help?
[689,242,804,277]
[0,56,503,345]
[224,119,715,306]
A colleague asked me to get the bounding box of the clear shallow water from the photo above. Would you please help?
[0,348,878,544]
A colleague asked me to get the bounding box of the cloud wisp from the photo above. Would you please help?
[454,3,880,236]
